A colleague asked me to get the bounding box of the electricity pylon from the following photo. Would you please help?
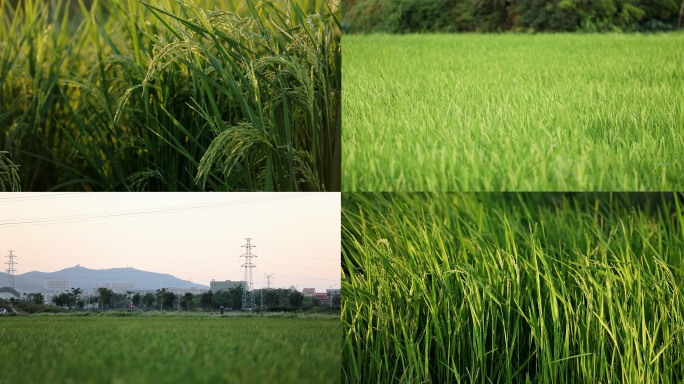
[264,273,274,289]
[5,250,17,288]
[240,239,257,310]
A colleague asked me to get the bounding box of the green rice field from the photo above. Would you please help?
[0,314,340,383]
[342,193,684,383]
[343,34,684,191]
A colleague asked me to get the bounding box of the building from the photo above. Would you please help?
[42,279,71,305]
[44,278,69,292]
[326,288,341,298]
[165,287,208,295]
[314,292,331,306]
[302,288,316,297]
[104,282,135,293]
[0,287,20,301]
[209,279,246,291]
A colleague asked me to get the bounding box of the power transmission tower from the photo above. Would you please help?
[240,238,257,310]
[5,250,17,288]
[264,273,274,289]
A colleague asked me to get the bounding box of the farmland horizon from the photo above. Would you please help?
[4,263,340,292]
[0,193,341,292]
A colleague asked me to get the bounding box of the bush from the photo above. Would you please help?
[343,0,681,33]
[514,0,579,32]
[12,301,65,314]
[265,306,300,312]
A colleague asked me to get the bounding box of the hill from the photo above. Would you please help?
[1,265,209,291]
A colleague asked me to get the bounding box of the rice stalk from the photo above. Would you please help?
[1,0,339,191]
[342,193,684,384]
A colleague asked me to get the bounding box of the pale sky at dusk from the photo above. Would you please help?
[0,193,340,291]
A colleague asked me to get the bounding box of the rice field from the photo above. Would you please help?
[0,313,340,383]
[1,0,340,191]
[343,34,684,191]
[342,192,684,383]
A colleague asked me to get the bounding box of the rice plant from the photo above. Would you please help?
[0,150,20,191]
[1,0,340,191]
[342,192,684,383]
[343,34,684,191]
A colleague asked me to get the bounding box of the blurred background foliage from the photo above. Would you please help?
[342,0,683,33]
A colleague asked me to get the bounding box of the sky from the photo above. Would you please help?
[0,193,340,291]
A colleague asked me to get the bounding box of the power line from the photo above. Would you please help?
[0,195,307,228]
[0,193,106,202]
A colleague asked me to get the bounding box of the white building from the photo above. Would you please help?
[302,288,316,297]
[44,278,70,292]
[209,279,245,291]
[103,282,135,293]
[165,287,208,295]
[326,288,341,298]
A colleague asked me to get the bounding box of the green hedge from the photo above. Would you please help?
[343,0,682,33]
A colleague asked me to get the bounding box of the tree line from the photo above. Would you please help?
[21,286,341,311]
[343,0,684,33]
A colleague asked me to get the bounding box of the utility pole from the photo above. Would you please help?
[5,250,17,288]
[240,238,257,310]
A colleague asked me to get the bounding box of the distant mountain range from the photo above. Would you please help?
[0,265,209,292]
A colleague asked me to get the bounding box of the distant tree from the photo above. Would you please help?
[98,288,113,309]
[182,293,194,311]
[69,288,83,311]
[112,293,126,309]
[165,292,177,310]
[155,289,162,310]
[214,290,231,309]
[51,294,62,309]
[155,289,175,310]
[52,293,71,309]
[143,293,155,309]
[264,290,280,307]
[28,293,44,305]
[200,290,214,310]
[332,294,341,308]
[77,300,85,310]
[288,290,304,308]
[227,286,243,309]
[132,293,142,308]
[125,291,134,311]
[304,297,321,307]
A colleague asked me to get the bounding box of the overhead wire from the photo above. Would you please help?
[0,194,309,227]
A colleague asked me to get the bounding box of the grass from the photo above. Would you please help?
[343,34,684,191]
[342,192,684,383]
[1,0,340,191]
[0,314,340,383]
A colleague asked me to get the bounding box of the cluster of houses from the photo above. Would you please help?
[302,288,341,306]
